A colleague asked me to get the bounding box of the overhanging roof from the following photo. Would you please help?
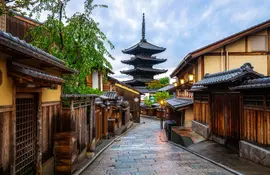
[122,40,166,55]
[121,55,167,65]
[171,18,270,77]
[231,77,270,90]
[166,97,193,110]
[10,62,64,84]
[0,30,76,74]
[193,63,263,86]
[121,67,167,75]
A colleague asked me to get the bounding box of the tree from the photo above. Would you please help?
[147,77,170,89]
[154,91,171,104]
[0,0,38,16]
[27,0,114,94]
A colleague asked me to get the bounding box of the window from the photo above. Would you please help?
[194,93,209,102]
[251,35,267,51]
[243,95,264,107]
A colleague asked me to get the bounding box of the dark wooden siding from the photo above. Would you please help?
[116,86,140,123]
[41,102,60,163]
[194,93,210,125]
[0,108,12,175]
[6,16,37,41]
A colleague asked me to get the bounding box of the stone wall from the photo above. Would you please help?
[191,120,209,139]
[239,140,270,167]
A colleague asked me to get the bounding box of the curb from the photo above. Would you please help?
[168,141,243,175]
[74,123,138,175]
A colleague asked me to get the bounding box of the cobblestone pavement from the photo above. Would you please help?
[82,117,233,175]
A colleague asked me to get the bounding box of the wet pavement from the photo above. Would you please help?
[82,117,233,175]
[189,140,270,175]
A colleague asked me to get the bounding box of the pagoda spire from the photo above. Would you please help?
[142,13,146,41]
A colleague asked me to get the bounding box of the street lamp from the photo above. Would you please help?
[159,99,166,129]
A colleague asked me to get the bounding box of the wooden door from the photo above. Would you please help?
[212,93,240,140]
[15,94,37,175]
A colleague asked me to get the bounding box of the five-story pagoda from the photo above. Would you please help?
[121,13,167,90]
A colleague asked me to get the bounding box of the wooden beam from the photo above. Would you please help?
[205,51,270,56]
[245,36,248,52]
[201,56,205,79]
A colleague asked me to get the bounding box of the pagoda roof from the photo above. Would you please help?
[123,78,153,84]
[122,40,166,55]
[120,67,167,75]
[121,55,167,65]
[122,13,166,55]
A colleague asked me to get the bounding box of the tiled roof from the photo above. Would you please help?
[166,97,193,110]
[121,55,167,65]
[194,63,263,86]
[157,84,175,92]
[10,62,64,84]
[134,86,157,94]
[123,78,153,84]
[122,40,166,55]
[121,67,167,75]
[189,85,207,92]
[103,91,118,99]
[231,77,270,90]
[61,94,98,98]
[0,30,76,73]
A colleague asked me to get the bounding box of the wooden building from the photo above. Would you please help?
[190,63,270,167]
[0,27,75,175]
[170,18,270,131]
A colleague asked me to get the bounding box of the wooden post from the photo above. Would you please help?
[11,86,16,175]
[36,92,43,175]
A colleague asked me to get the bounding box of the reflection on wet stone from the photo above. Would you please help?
[82,117,232,175]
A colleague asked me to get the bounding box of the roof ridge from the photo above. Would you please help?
[204,63,253,78]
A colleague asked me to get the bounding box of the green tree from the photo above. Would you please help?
[147,77,170,89]
[27,0,114,94]
[0,0,38,16]
[154,91,171,104]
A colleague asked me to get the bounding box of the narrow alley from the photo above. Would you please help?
[81,118,233,175]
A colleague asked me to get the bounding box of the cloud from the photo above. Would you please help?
[37,0,270,82]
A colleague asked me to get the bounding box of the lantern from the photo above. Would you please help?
[180,79,185,85]
[174,82,178,87]
[188,74,195,82]
[150,95,155,103]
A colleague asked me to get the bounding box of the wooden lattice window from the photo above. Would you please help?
[194,93,209,103]
[244,95,264,107]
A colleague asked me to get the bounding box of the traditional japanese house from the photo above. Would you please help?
[231,77,270,166]
[170,18,270,132]
[0,27,76,175]
[121,13,167,93]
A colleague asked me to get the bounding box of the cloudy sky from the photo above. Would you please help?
[47,0,270,81]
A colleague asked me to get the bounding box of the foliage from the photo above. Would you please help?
[27,0,114,94]
[143,96,156,107]
[147,77,170,89]
[0,0,38,16]
[159,77,170,85]
[154,91,171,103]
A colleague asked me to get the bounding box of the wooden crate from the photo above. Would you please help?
[54,132,78,174]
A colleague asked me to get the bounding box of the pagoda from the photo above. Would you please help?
[121,13,167,88]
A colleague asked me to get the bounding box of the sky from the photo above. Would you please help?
[40,0,270,81]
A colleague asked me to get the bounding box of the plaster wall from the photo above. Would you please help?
[204,56,221,75]
[247,29,268,52]
[42,85,61,102]
[92,71,99,89]
[197,57,202,81]
[0,59,13,106]
[226,38,246,52]
[229,55,267,75]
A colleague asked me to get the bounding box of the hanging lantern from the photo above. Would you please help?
[180,79,185,85]
[174,82,178,87]
[188,74,195,82]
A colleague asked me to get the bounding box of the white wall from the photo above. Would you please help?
[92,71,99,89]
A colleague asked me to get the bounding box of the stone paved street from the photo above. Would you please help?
[82,117,233,175]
